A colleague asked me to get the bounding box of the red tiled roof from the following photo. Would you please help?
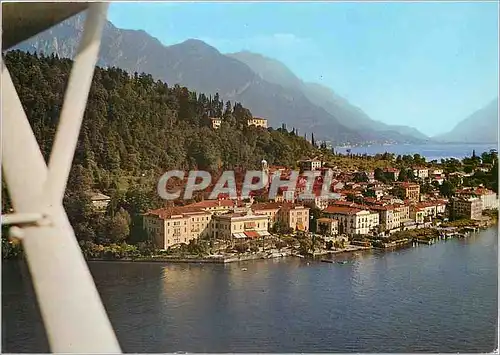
[323,206,363,215]
[188,200,236,208]
[368,204,397,211]
[145,206,209,219]
[317,217,336,223]
[280,202,309,210]
[331,201,366,208]
[398,182,419,188]
[474,188,495,195]
[251,202,282,211]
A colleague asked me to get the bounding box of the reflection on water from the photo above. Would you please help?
[2,228,498,353]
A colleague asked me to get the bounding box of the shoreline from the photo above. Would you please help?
[86,223,496,264]
[87,251,295,264]
[4,223,497,264]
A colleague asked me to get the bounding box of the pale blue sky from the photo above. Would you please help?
[108,2,499,137]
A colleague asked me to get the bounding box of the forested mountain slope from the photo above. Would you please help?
[2,50,318,245]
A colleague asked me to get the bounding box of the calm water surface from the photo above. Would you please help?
[2,228,498,353]
[335,143,497,161]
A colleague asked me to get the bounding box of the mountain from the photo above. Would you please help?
[228,51,428,142]
[433,98,499,143]
[12,11,423,144]
[13,13,366,144]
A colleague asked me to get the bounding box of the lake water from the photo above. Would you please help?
[2,228,498,353]
[335,143,498,161]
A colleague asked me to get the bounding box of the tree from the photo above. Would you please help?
[309,207,322,233]
[299,238,312,255]
[106,208,130,243]
[398,169,408,182]
[234,243,248,254]
[353,172,369,183]
[374,168,387,183]
[439,180,455,198]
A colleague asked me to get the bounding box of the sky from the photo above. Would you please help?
[108,1,499,137]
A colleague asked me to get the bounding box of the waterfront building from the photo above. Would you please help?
[144,206,212,249]
[188,199,237,215]
[251,202,281,225]
[369,204,409,232]
[456,188,498,210]
[316,218,339,236]
[476,189,498,210]
[449,197,483,221]
[410,207,426,224]
[212,210,270,241]
[323,206,379,236]
[278,203,310,231]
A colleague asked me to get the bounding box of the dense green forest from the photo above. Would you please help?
[2,50,318,254]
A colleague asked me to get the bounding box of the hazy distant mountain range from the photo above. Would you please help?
[9,12,495,145]
[433,98,499,144]
[227,51,430,141]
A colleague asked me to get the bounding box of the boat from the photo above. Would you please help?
[337,260,349,265]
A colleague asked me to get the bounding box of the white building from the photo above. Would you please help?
[476,189,498,210]
[412,167,429,179]
[299,158,322,171]
[323,206,379,236]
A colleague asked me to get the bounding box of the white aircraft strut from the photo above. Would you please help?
[1,3,121,353]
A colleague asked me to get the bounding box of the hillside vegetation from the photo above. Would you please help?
[2,50,317,246]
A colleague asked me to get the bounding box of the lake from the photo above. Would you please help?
[334,143,497,161]
[2,227,497,353]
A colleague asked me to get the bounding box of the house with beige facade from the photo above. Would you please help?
[369,204,410,232]
[316,218,339,236]
[212,210,270,241]
[278,203,310,231]
[143,206,212,249]
[449,197,483,221]
[251,202,281,225]
[410,207,426,224]
[394,182,420,202]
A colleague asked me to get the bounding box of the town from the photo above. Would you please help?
[129,146,499,262]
